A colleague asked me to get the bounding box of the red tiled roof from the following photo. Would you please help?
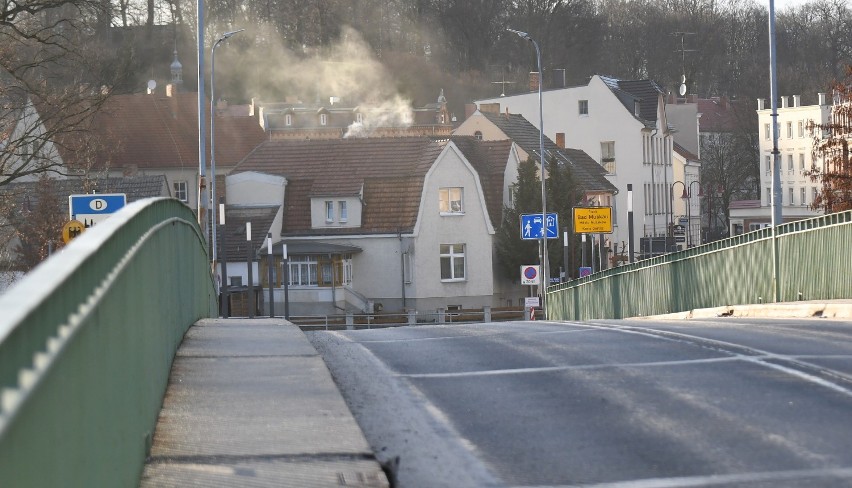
[232,137,447,235]
[57,92,267,171]
[451,137,513,228]
[674,142,699,161]
[697,98,751,133]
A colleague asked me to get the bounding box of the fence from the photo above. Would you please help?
[547,210,852,321]
[292,306,526,330]
[0,198,216,488]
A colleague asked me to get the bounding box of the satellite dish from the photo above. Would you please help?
[147,80,157,91]
[679,83,687,97]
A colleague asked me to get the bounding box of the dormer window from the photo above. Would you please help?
[285,114,292,126]
[474,131,483,141]
[320,113,328,126]
[325,201,334,222]
[439,187,463,214]
[356,112,363,124]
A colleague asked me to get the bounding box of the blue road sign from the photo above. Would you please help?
[520,213,559,240]
[69,193,126,227]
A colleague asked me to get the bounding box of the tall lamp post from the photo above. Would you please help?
[508,27,548,317]
[210,28,244,270]
[688,181,703,247]
[670,181,687,251]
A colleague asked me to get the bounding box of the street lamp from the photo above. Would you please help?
[210,28,244,270]
[508,27,548,317]
[687,181,703,246]
[669,181,687,251]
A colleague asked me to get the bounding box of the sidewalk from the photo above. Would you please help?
[637,299,852,321]
[139,318,389,487]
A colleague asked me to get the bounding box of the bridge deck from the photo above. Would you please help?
[139,318,388,487]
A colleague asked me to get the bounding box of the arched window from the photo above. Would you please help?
[474,131,483,141]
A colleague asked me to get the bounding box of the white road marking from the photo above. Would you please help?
[399,356,741,378]
[518,466,852,488]
[356,327,594,344]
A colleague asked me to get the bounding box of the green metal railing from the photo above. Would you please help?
[548,210,852,321]
[0,198,216,487]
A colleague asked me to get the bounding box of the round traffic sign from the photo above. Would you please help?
[62,220,85,244]
[523,266,538,280]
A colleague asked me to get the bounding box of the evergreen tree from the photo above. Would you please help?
[495,156,540,280]
[545,154,584,281]
[495,154,585,283]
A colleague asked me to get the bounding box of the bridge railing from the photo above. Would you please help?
[0,198,216,488]
[547,210,852,321]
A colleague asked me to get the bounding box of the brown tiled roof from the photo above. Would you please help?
[674,142,700,161]
[232,137,446,235]
[0,175,168,216]
[215,205,280,261]
[57,92,267,172]
[451,137,513,227]
[478,112,617,194]
[697,98,751,133]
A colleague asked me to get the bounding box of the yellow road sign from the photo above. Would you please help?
[62,219,86,244]
[573,207,613,234]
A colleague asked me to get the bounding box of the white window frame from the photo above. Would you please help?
[355,112,363,124]
[788,187,794,205]
[325,200,334,222]
[787,154,794,171]
[285,114,292,126]
[799,153,806,171]
[320,113,328,126]
[338,201,348,222]
[288,256,318,286]
[439,187,464,214]
[173,180,188,202]
[800,187,806,206]
[786,121,792,139]
[798,120,804,138]
[440,244,466,281]
[764,123,770,140]
[578,100,589,116]
[601,141,616,174]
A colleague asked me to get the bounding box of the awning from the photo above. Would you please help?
[260,239,363,256]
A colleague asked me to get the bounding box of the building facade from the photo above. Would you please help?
[474,75,677,259]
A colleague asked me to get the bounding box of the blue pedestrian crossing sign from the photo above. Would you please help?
[520,213,559,240]
[69,193,126,228]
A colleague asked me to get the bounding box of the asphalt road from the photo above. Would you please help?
[309,318,852,487]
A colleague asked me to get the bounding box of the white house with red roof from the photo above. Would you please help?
[224,136,524,316]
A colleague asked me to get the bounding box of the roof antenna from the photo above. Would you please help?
[490,66,516,97]
[673,32,697,97]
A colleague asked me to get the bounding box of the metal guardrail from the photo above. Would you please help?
[292,307,527,330]
[0,198,216,488]
[547,210,852,321]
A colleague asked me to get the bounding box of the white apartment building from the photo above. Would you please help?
[730,94,829,234]
[475,74,678,258]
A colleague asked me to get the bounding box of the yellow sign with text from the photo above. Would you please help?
[573,207,613,234]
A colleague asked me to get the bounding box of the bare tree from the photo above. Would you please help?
[807,65,852,213]
[0,0,115,187]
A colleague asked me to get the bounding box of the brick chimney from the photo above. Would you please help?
[529,72,540,92]
[480,103,501,114]
[465,103,477,120]
[555,133,565,149]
